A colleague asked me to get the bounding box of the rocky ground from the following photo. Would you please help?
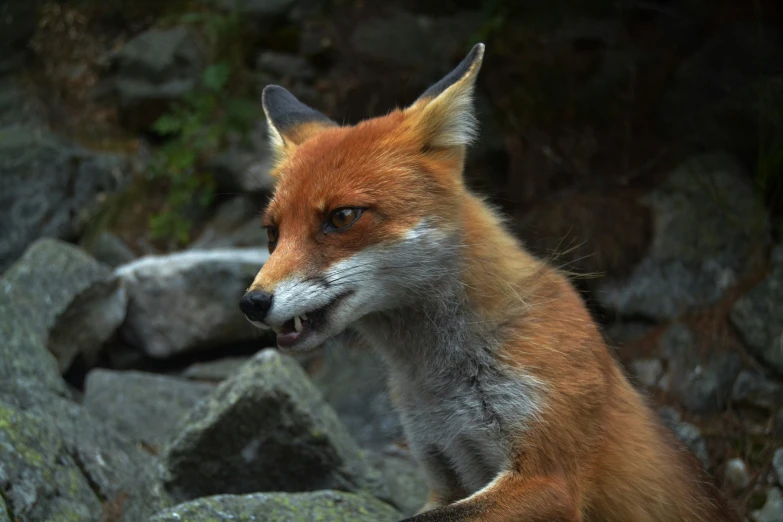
[1,0,783,521]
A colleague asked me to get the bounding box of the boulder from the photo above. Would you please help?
[109,26,207,131]
[629,359,664,389]
[181,356,252,382]
[160,349,389,505]
[309,343,404,450]
[0,401,103,522]
[84,231,137,268]
[657,323,742,414]
[597,153,769,320]
[188,196,268,250]
[149,490,401,522]
[0,128,128,272]
[367,453,427,517]
[731,246,783,374]
[117,248,270,358]
[1,238,127,372]
[83,369,214,449]
[753,487,783,522]
[732,371,783,411]
[660,24,783,160]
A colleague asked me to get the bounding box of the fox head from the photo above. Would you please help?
[240,43,486,352]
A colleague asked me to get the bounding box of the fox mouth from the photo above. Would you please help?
[273,291,353,349]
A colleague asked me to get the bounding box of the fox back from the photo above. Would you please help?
[240,44,741,522]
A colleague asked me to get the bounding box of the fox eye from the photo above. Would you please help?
[265,226,279,252]
[326,207,363,231]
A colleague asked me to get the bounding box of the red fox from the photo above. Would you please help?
[239,43,741,521]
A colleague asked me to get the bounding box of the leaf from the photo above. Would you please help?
[202,63,231,92]
[152,114,184,136]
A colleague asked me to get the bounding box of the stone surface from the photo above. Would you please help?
[150,490,401,522]
[189,197,268,250]
[84,231,137,268]
[658,323,742,414]
[731,246,783,374]
[753,487,783,522]
[207,125,276,195]
[109,26,206,130]
[160,349,388,504]
[0,495,8,522]
[0,129,128,272]
[181,356,252,382]
[598,153,769,320]
[309,343,404,450]
[117,248,269,358]
[367,453,427,517]
[1,238,128,372]
[724,458,750,490]
[661,24,783,159]
[732,371,783,410]
[83,369,214,449]
[629,359,664,389]
[0,401,102,522]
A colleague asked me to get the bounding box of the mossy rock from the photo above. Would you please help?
[149,490,401,522]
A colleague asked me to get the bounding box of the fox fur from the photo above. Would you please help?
[241,43,741,522]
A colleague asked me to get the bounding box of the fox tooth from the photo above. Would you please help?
[294,315,303,333]
[301,313,308,321]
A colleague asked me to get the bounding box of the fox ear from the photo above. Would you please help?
[262,85,338,162]
[405,43,485,150]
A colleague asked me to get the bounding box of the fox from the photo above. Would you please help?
[239,43,741,521]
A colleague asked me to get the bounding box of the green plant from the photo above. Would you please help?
[148,0,261,245]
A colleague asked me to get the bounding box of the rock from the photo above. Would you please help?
[603,320,654,348]
[0,128,128,272]
[597,153,769,320]
[257,51,315,83]
[1,238,128,372]
[181,356,252,382]
[672,421,710,470]
[117,248,269,358]
[189,196,268,250]
[658,323,742,414]
[0,495,8,522]
[3,388,170,522]
[724,458,750,490]
[731,246,783,374]
[367,453,427,517]
[352,10,482,82]
[774,448,783,486]
[0,77,43,128]
[753,487,783,522]
[150,490,401,522]
[0,401,103,522]
[661,24,783,160]
[207,124,276,195]
[84,231,137,268]
[109,26,207,131]
[629,359,664,389]
[732,371,783,410]
[83,369,214,449]
[160,349,389,505]
[309,343,404,450]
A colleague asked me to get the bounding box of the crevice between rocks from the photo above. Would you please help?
[69,450,108,504]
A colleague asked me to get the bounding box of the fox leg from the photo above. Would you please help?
[400,471,581,522]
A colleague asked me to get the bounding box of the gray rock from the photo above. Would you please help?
[774,448,783,486]
[603,320,654,347]
[724,458,750,490]
[731,248,783,373]
[598,153,769,320]
[0,77,43,128]
[160,349,389,505]
[150,490,401,522]
[309,343,404,450]
[753,487,783,522]
[629,359,664,389]
[1,238,128,372]
[84,231,137,268]
[367,453,427,517]
[181,356,252,382]
[0,128,128,271]
[672,421,710,470]
[659,323,742,414]
[732,371,783,410]
[661,24,783,159]
[352,11,482,81]
[117,248,269,358]
[189,196,268,250]
[0,494,8,522]
[83,369,214,449]
[110,26,206,130]
[0,401,103,522]
[207,125,276,195]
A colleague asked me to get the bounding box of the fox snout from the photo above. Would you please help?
[239,290,273,323]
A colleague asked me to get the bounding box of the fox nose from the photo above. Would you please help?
[240,290,273,322]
